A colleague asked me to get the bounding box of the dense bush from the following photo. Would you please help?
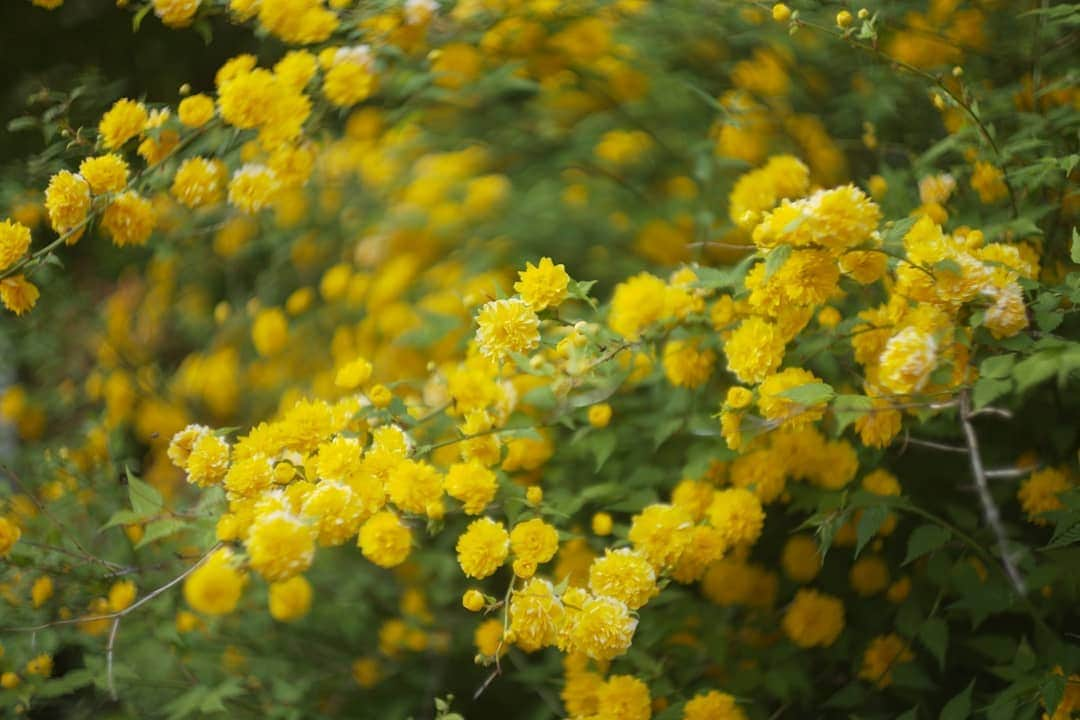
[0,1,1078,718]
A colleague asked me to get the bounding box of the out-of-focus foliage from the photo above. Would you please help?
[0,1,1079,719]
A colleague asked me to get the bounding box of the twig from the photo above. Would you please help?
[958,391,1026,595]
[1,543,222,633]
[899,433,969,454]
[986,466,1038,480]
[107,617,121,701]
[1,465,127,575]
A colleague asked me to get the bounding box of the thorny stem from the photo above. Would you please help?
[958,390,1027,595]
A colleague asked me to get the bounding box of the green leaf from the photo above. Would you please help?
[973,377,1012,410]
[831,394,874,435]
[934,258,962,275]
[35,669,94,699]
[103,509,144,530]
[940,680,974,720]
[1041,672,1067,718]
[882,216,919,248]
[1043,520,1080,549]
[778,382,835,406]
[653,417,682,449]
[132,2,153,31]
[1071,227,1080,264]
[919,617,949,670]
[136,518,187,548]
[591,430,618,472]
[855,505,889,559]
[763,244,792,280]
[979,354,1015,379]
[127,468,163,517]
[904,524,951,565]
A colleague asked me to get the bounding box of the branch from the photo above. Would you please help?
[958,391,1026,595]
[1,543,222,633]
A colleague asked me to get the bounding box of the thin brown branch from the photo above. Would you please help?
[959,391,1026,595]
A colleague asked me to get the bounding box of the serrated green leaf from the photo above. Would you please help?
[973,377,1012,410]
[103,509,143,530]
[919,617,948,670]
[127,468,163,517]
[979,354,1015,379]
[136,518,186,548]
[855,505,889,559]
[940,680,974,720]
[831,394,875,435]
[1071,227,1080,264]
[591,430,618,472]
[763,244,792,280]
[904,524,951,565]
[778,382,835,406]
[1043,520,1080,549]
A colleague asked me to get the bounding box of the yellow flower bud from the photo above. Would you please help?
[772,3,791,22]
[462,589,485,612]
[836,10,854,28]
[592,512,613,536]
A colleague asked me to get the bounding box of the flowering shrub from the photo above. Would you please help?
[0,0,1079,718]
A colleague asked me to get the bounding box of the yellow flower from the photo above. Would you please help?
[443,461,498,515]
[836,9,854,27]
[185,432,230,487]
[44,170,91,237]
[781,534,822,583]
[475,298,540,361]
[0,276,40,316]
[335,357,373,389]
[245,513,316,582]
[228,164,280,213]
[628,504,693,570]
[724,316,786,384]
[474,618,506,658]
[98,99,148,150]
[153,0,200,28]
[587,548,657,610]
[1018,468,1071,525]
[593,675,650,720]
[100,191,156,247]
[183,548,245,615]
[684,690,748,720]
[351,657,381,688]
[26,653,53,678]
[565,594,636,661]
[782,589,844,648]
[588,403,612,428]
[178,94,215,127]
[386,459,443,516]
[662,339,716,389]
[707,488,764,547]
[878,326,938,395]
[358,511,412,568]
[0,672,20,689]
[251,308,289,357]
[31,576,54,608]
[514,257,570,311]
[0,517,21,557]
[462,589,485,612]
[859,633,912,688]
[608,272,667,341]
[971,161,1008,204]
[509,518,559,578]
[849,555,890,596]
[107,580,137,612]
[171,157,226,208]
[0,220,31,272]
[431,43,482,89]
[771,3,791,22]
[591,512,613,537]
[268,576,312,622]
[508,578,564,652]
[456,517,509,579]
[78,154,129,195]
[323,47,378,107]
